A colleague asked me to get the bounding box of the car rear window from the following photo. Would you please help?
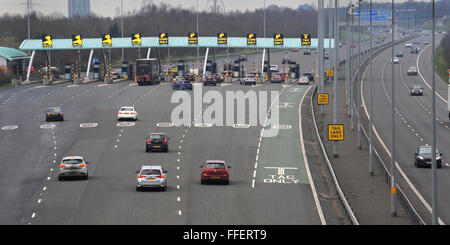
[205,163,226,169]
[141,169,161,175]
[120,107,134,111]
[63,159,83,164]
[48,108,61,113]
[149,134,165,139]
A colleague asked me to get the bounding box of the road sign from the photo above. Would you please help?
[274,34,284,46]
[326,69,334,77]
[318,93,329,105]
[42,34,52,47]
[72,34,82,47]
[247,33,257,45]
[131,33,142,45]
[159,33,169,45]
[188,32,198,45]
[102,34,112,46]
[328,124,344,141]
[301,33,311,46]
[217,33,227,45]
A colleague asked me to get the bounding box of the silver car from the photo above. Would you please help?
[136,165,168,191]
[58,156,89,180]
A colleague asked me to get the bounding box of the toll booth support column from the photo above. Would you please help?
[104,49,112,84]
[267,49,271,82]
[85,49,94,82]
[26,50,35,82]
[203,48,209,79]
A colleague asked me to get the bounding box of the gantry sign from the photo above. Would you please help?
[19,33,335,50]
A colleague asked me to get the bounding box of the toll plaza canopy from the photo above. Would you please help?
[19,36,335,51]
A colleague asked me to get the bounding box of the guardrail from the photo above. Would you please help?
[310,33,425,225]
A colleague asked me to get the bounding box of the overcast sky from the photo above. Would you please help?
[0,0,431,17]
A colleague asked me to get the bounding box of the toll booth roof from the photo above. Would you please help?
[0,47,30,61]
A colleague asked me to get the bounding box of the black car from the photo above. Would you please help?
[46,107,64,121]
[411,46,419,54]
[410,84,423,96]
[303,72,314,81]
[303,49,311,55]
[415,146,442,168]
[203,75,217,86]
[146,133,169,152]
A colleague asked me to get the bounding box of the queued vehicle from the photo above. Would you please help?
[240,74,257,85]
[58,156,89,180]
[324,53,329,59]
[172,79,193,90]
[410,84,423,96]
[298,76,310,85]
[303,49,311,55]
[239,55,247,62]
[411,46,419,54]
[112,72,121,80]
[46,107,64,121]
[185,73,195,82]
[413,39,420,45]
[136,165,168,191]
[200,160,231,185]
[303,72,314,81]
[392,57,400,64]
[414,146,442,168]
[203,74,217,86]
[291,48,299,52]
[146,133,169,152]
[214,73,224,83]
[136,58,161,86]
[117,106,138,121]
[407,66,418,75]
[271,73,284,83]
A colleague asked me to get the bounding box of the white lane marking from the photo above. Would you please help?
[116,122,135,127]
[156,122,174,127]
[80,123,98,128]
[40,124,56,129]
[1,125,19,130]
[251,179,255,188]
[178,210,182,216]
[232,123,250,128]
[177,197,181,202]
[31,213,36,218]
[37,199,42,204]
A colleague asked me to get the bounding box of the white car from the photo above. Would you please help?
[136,165,168,191]
[392,57,400,64]
[118,106,138,121]
[405,42,412,47]
[298,76,310,85]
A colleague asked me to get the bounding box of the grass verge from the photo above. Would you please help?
[435,46,449,84]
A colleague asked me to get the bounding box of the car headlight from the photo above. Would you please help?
[418,156,424,160]
[436,156,441,160]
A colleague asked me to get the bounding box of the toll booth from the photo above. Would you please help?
[205,60,212,77]
[263,61,269,79]
[93,58,100,80]
[233,60,241,78]
[128,64,134,81]
[122,61,130,80]
[289,61,300,79]
[295,64,300,79]
[177,60,186,77]
[64,63,72,80]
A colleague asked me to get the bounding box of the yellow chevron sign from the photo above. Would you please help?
[72,34,82,47]
[159,33,168,45]
[274,34,283,46]
[131,33,142,45]
[42,35,52,47]
[102,34,112,46]
[188,32,198,44]
[217,33,227,45]
[247,33,256,45]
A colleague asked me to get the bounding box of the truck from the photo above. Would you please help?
[135,58,161,86]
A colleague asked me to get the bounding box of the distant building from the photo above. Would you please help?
[68,0,91,18]
[297,4,314,11]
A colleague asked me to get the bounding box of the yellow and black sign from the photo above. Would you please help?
[326,68,334,77]
[217,33,227,45]
[318,93,329,105]
[131,33,142,45]
[159,33,169,45]
[247,33,257,45]
[274,34,283,46]
[188,32,198,45]
[42,34,53,47]
[328,124,344,141]
[301,33,311,46]
[72,34,82,47]
[170,67,178,73]
[102,34,112,46]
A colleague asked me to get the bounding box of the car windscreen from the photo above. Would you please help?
[409,66,416,70]
[62,159,83,164]
[412,85,421,89]
[419,147,439,155]
[205,163,226,169]
[141,169,161,175]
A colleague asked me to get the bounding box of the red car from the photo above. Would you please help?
[200,160,230,185]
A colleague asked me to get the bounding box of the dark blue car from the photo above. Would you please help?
[172,80,192,90]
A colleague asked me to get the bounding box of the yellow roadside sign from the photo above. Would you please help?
[328,124,344,141]
[318,93,329,105]
[326,68,334,77]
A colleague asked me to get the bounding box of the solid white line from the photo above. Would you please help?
[299,85,326,225]
[416,43,447,103]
